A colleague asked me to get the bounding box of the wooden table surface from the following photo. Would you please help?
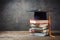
[0,31,59,40]
[0,31,30,35]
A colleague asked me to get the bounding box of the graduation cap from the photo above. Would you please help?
[34,11,47,20]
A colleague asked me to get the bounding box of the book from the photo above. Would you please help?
[29,20,48,36]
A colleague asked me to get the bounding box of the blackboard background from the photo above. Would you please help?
[0,0,60,31]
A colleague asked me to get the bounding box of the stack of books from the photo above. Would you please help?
[29,20,48,36]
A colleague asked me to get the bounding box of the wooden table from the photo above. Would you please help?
[0,31,58,40]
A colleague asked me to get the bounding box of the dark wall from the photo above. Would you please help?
[0,0,60,31]
[47,0,60,31]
